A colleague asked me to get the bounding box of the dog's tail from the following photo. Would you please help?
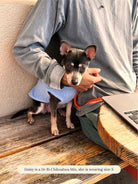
[11,108,29,119]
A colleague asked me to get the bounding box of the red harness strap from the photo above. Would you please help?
[74,91,103,108]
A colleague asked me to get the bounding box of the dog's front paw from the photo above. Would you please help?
[51,126,59,136]
[27,112,35,125]
[66,121,75,129]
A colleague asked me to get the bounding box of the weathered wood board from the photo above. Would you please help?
[0,113,128,184]
[0,113,80,158]
[0,130,127,184]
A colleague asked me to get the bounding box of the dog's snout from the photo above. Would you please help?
[71,79,78,86]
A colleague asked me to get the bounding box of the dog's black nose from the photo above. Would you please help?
[71,80,78,86]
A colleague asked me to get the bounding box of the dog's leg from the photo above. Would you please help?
[27,102,45,125]
[66,101,75,129]
[49,92,60,135]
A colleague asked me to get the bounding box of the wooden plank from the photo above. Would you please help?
[0,113,80,158]
[0,130,127,184]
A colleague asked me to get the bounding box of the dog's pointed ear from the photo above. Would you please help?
[60,41,71,56]
[85,45,97,59]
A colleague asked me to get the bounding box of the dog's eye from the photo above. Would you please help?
[79,66,85,73]
[65,63,73,73]
[68,63,74,68]
[67,63,73,69]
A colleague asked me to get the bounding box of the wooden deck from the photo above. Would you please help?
[0,112,128,184]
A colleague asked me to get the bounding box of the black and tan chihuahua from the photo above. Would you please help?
[27,41,97,135]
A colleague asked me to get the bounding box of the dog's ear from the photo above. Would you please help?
[85,45,97,59]
[60,41,71,56]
